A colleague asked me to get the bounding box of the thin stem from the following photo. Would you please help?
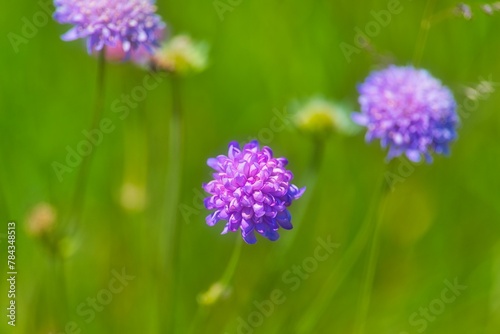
[68,48,107,229]
[428,7,454,26]
[44,247,69,330]
[276,137,325,260]
[353,188,389,334]
[311,137,326,173]
[187,237,243,334]
[413,0,437,67]
[162,74,184,334]
[354,163,395,334]
[50,47,106,332]
[186,306,207,334]
[295,171,388,334]
[261,138,327,334]
[55,257,69,321]
[220,236,243,285]
[121,100,148,210]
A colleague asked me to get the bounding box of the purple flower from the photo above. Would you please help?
[53,0,165,55]
[95,25,167,64]
[203,141,305,244]
[352,65,459,163]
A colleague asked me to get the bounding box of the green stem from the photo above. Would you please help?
[55,257,69,321]
[353,163,395,334]
[276,137,325,260]
[295,171,388,334]
[264,139,328,334]
[428,7,455,26]
[121,100,148,209]
[311,137,326,173]
[413,0,436,67]
[220,236,243,286]
[186,306,207,334]
[50,49,105,329]
[353,187,389,334]
[163,74,183,334]
[44,248,69,330]
[68,48,107,229]
[187,237,243,334]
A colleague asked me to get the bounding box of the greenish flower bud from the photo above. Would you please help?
[151,35,209,75]
[293,97,359,140]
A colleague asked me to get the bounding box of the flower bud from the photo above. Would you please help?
[150,35,209,75]
[25,203,57,237]
[197,282,231,306]
[120,182,147,212]
[293,97,359,140]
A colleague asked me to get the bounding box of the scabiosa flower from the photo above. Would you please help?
[203,141,305,244]
[454,3,473,20]
[53,0,166,55]
[352,65,459,163]
[96,25,167,64]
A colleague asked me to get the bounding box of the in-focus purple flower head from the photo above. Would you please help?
[53,0,166,56]
[203,141,305,244]
[352,65,459,163]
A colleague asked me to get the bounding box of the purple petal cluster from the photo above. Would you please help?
[352,65,459,163]
[203,141,305,244]
[53,0,165,55]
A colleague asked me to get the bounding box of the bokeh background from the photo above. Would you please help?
[1,0,500,333]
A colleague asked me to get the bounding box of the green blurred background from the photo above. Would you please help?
[1,0,500,333]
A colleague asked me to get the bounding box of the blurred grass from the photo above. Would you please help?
[1,0,500,333]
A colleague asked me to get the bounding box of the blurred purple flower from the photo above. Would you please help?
[53,0,165,56]
[203,141,305,244]
[352,65,458,163]
[96,25,167,64]
[455,3,473,20]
